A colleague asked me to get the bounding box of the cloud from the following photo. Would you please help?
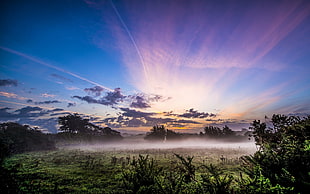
[0,106,68,133]
[101,107,203,128]
[14,106,46,117]
[176,119,201,124]
[41,93,56,98]
[120,107,154,118]
[103,88,125,105]
[91,0,310,117]
[0,107,14,118]
[67,102,76,108]
[0,79,18,86]
[179,108,216,119]
[130,95,151,109]
[128,93,169,109]
[50,108,64,112]
[84,86,105,96]
[66,86,80,90]
[26,99,33,103]
[0,91,18,98]
[102,108,171,128]
[0,91,27,100]
[73,88,125,106]
[34,100,61,105]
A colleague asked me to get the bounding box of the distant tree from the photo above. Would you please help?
[222,125,234,136]
[204,126,221,137]
[204,125,235,138]
[144,125,181,141]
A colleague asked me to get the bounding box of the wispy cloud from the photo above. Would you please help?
[89,0,310,119]
[50,73,73,83]
[0,91,27,100]
[41,93,56,98]
[34,100,61,105]
[0,47,113,91]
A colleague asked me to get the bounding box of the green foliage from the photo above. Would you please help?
[121,155,162,194]
[238,166,294,193]
[200,164,234,194]
[1,150,123,193]
[245,114,310,193]
[174,154,196,183]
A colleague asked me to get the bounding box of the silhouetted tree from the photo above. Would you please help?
[0,122,55,161]
[58,113,90,133]
[204,125,235,138]
[144,125,181,141]
[222,125,234,136]
[57,113,122,141]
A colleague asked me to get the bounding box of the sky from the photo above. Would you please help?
[0,0,310,133]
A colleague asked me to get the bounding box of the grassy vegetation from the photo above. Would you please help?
[1,146,251,193]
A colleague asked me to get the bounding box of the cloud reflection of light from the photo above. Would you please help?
[94,0,310,118]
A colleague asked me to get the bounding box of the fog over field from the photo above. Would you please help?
[61,136,257,154]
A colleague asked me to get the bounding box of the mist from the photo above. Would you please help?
[60,136,257,154]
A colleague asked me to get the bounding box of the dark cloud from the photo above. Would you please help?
[128,93,170,109]
[0,79,18,86]
[179,108,216,118]
[127,118,146,127]
[103,88,125,105]
[67,102,76,108]
[73,88,125,106]
[101,108,202,128]
[50,73,72,83]
[50,112,71,117]
[176,119,201,124]
[34,100,61,105]
[130,95,151,109]
[84,86,105,96]
[72,95,98,103]
[120,108,154,118]
[0,107,14,118]
[17,117,59,133]
[0,106,67,133]
[51,108,64,112]
[26,99,33,103]
[14,106,46,117]
[144,117,175,127]
[168,123,186,128]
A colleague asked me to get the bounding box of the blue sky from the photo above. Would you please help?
[1,0,310,133]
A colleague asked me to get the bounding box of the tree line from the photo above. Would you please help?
[0,113,123,162]
[144,124,250,141]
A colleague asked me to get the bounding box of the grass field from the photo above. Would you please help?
[2,140,256,193]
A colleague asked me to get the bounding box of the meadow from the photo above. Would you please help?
[1,140,256,193]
